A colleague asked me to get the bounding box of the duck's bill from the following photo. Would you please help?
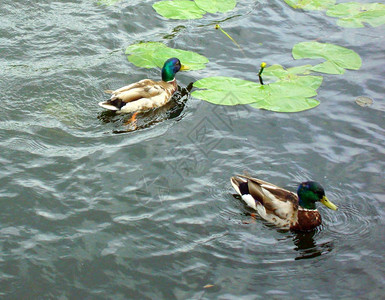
[180,64,190,71]
[320,196,338,210]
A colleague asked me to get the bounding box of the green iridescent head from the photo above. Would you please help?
[297,181,338,210]
[161,58,187,82]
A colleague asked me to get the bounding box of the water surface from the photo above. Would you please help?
[0,0,384,298]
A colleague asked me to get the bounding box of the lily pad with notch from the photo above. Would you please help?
[326,2,385,28]
[125,42,209,70]
[192,65,323,112]
[292,42,362,75]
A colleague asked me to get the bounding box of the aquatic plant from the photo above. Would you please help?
[284,0,385,28]
[292,42,362,75]
[191,42,361,112]
[192,65,323,113]
[153,0,236,19]
[326,2,385,28]
[125,42,208,70]
[284,0,336,11]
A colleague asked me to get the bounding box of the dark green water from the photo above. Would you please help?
[1,0,384,298]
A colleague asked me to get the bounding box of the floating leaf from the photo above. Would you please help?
[195,0,236,13]
[292,42,362,74]
[125,42,209,70]
[192,68,322,112]
[254,66,322,112]
[263,64,313,80]
[249,81,320,112]
[284,0,335,11]
[192,76,259,105]
[263,65,323,89]
[153,0,206,19]
[326,2,385,28]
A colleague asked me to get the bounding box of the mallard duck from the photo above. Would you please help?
[230,175,338,231]
[99,57,188,114]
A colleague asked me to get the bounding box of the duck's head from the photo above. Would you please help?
[297,181,338,210]
[161,58,188,82]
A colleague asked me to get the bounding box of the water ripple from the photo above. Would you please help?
[0,0,384,298]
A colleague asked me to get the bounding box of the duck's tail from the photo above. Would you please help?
[230,176,249,196]
[231,175,259,210]
[98,101,119,111]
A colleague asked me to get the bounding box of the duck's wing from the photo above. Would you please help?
[99,79,169,111]
[110,79,166,103]
[236,175,299,219]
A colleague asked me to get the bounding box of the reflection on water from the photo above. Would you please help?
[0,0,384,298]
[293,231,334,260]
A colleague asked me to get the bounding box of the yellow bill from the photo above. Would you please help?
[180,64,190,71]
[320,196,338,210]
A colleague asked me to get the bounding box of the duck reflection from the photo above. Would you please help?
[292,230,334,260]
[97,83,192,133]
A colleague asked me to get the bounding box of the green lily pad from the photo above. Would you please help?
[292,42,362,74]
[192,76,260,105]
[284,0,335,11]
[326,2,385,28]
[153,0,206,19]
[194,0,236,13]
[253,67,322,112]
[250,81,320,112]
[192,67,323,112]
[263,65,323,90]
[125,42,209,70]
[263,64,314,80]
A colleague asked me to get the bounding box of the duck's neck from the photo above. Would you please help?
[161,68,176,82]
[298,198,317,210]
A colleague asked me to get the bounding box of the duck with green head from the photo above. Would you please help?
[231,175,338,231]
[99,58,188,114]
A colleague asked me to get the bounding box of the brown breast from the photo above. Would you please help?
[290,209,322,231]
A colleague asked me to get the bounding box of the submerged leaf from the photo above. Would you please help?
[44,99,84,127]
[292,42,362,74]
[125,42,208,70]
[326,2,385,28]
[97,0,123,5]
[194,0,236,13]
[284,0,335,11]
[153,0,206,19]
[355,96,373,107]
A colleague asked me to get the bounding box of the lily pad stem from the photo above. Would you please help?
[215,24,245,56]
[258,62,266,85]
